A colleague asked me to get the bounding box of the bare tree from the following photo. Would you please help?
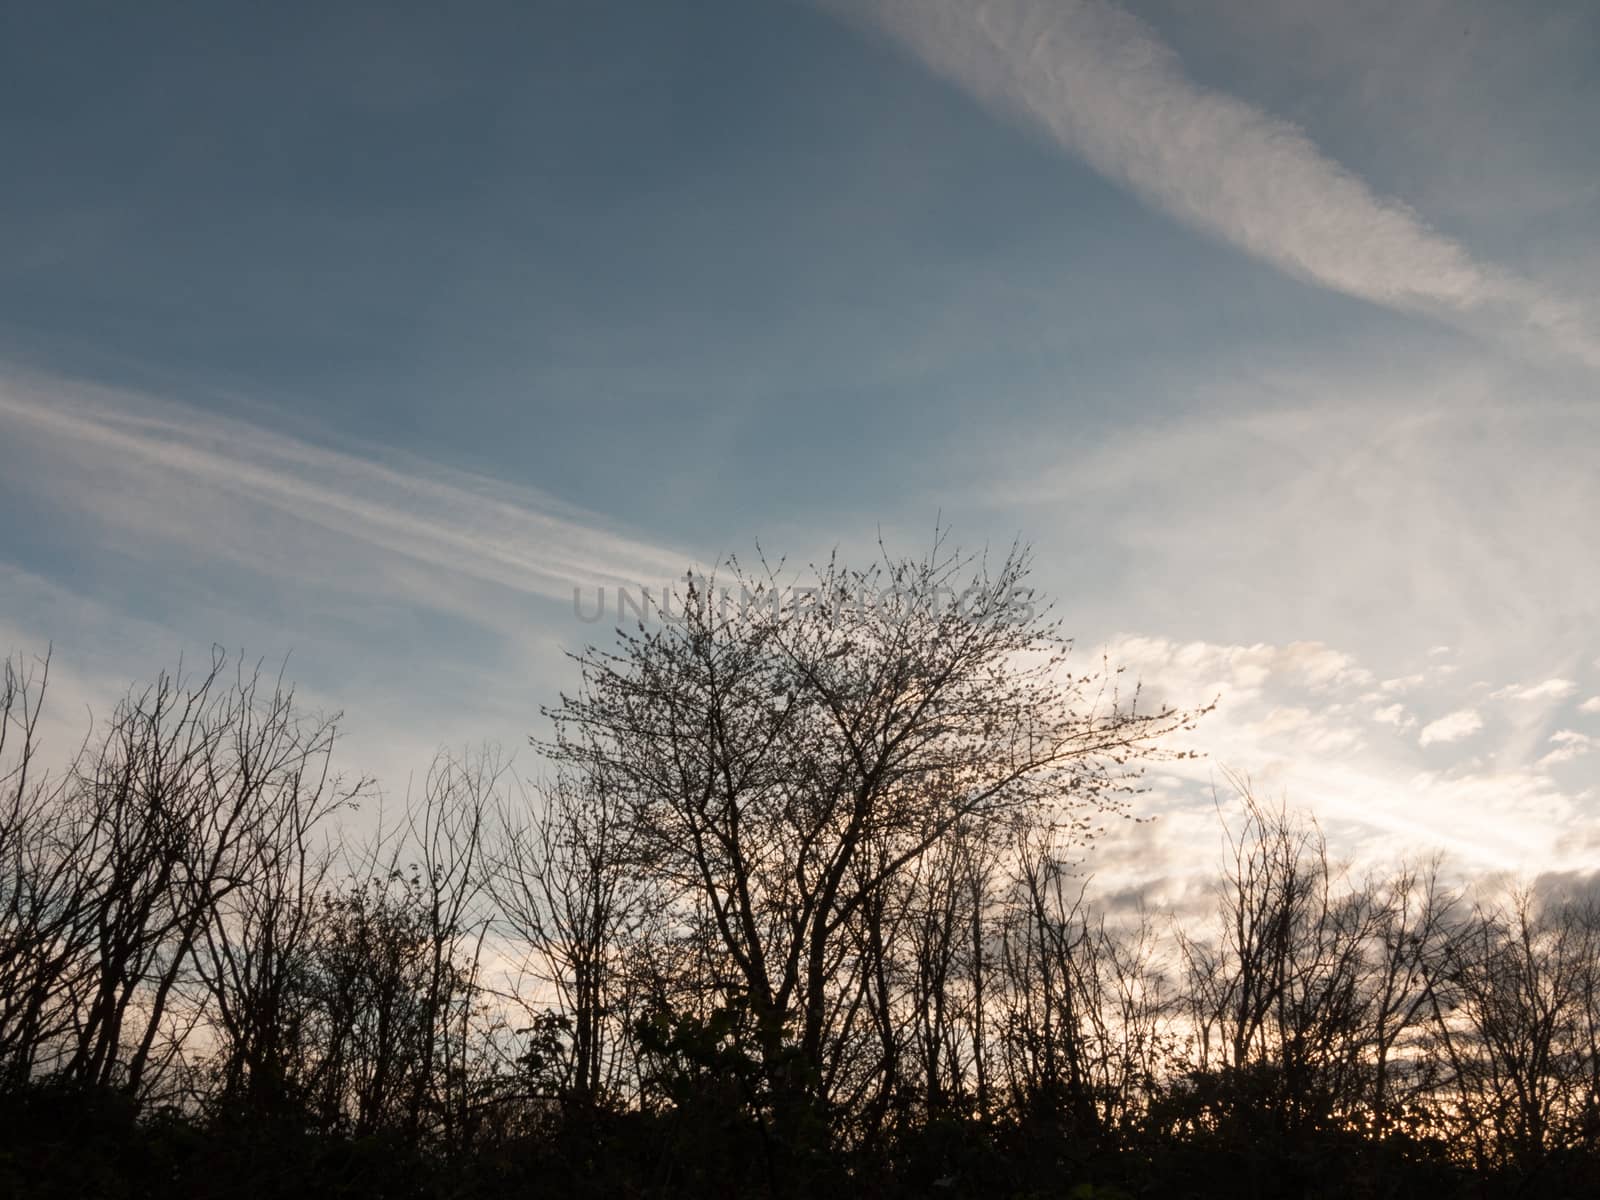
[1427,889,1600,1170]
[193,690,360,1121]
[0,650,97,1087]
[544,538,1200,1130]
[492,768,645,1108]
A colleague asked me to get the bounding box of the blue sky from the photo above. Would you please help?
[3,0,1599,896]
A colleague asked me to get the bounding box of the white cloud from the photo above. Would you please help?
[990,358,1600,718]
[1419,708,1483,747]
[1493,678,1580,702]
[1372,703,1414,730]
[1580,697,1600,715]
[1539,729,1595,768]
[831,0,1599,365]
[1109,636,1371,713]
[1095,632,1595,881]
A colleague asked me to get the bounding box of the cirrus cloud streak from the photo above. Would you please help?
[825,0,1599,366]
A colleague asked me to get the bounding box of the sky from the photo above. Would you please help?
[3,0,1598,902]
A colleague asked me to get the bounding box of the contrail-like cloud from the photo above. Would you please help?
[827,0,1597,366]
[0,372,695,609]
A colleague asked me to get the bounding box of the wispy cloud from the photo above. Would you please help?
[1493,678,1580,703]
[827,0,1599,365]
[0,370,695,612]
[968,341,1600,698]
[1539,728,1594,768]
[0,367,707,795]
[1419,708,1483,747]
